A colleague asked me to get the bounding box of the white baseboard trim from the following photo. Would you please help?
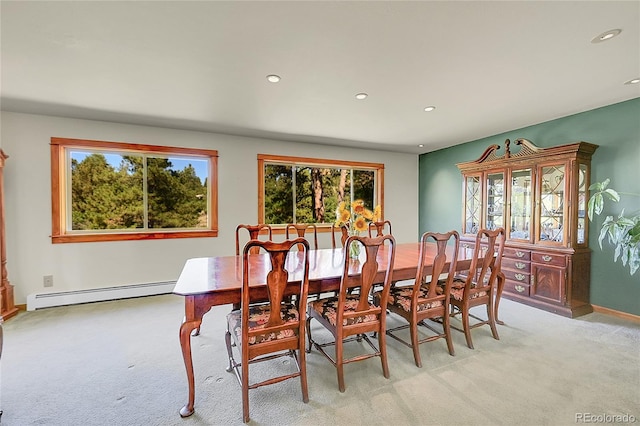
[26,281,176,311]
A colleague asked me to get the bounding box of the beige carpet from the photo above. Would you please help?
[1,294,638,426]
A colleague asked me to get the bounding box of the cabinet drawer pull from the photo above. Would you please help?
[515,285,525,293]
[515,262,526,269]
[515,251,525,258]
[542,255,553,262]
[514,273,525,281]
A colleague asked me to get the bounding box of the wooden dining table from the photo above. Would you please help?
[172,242,504,417]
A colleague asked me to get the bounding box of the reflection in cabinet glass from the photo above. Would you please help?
[577,164,588,244]
[457,138,598,318]
[486,172,504,231]
[539,165,565,244]
[510,169,532,240]
[464,175,481,234]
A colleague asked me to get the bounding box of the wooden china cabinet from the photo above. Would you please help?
[0,149,18,321]
[457,139,598,318]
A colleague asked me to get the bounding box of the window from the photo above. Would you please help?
[51,137,218,243]
[258,154,384,227]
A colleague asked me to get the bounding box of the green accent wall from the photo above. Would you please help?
[419,97,640,315]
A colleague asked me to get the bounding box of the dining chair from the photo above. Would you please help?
[235,224,273,255]
[368,220,392,237]
[306,234,396,392]
[375,230,459,367]
[331,223,350,249]
[445,227,505,349]
[367,220,394,291]
[225,237,311,423]
[195,225,273,338]
[286,223,319,250]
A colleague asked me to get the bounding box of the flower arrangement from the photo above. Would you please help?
[335,200,381,258]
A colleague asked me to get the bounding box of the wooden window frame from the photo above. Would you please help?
[51,137,218,243]
[257,154,384,232]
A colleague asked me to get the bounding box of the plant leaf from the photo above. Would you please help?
[585,179,639,276]
[590,193,604,218]
[614,241,622,262]
[603,188,620,202]
[598,222,609,250]
[629,246,639,275]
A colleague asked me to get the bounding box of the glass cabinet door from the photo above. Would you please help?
[463,174,481,234]
[486,172,504,231]
[509,168,532,241]
[539,164,565,243]
[576,163,588,244]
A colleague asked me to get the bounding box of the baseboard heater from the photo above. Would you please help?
[26,281,176,311]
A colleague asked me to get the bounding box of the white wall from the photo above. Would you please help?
[0,111,419,304]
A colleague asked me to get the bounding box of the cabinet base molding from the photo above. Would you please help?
[502,292,592,318]
[592,305,640,323]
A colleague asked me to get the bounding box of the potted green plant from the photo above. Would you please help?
[588,179,640,275]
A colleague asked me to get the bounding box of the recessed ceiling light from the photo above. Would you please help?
[266,74,281,83]
[591,29,622,44]
[624,78,640,85]
[424,106,436,112]
[355,93,368,100]
[418,144,424,148]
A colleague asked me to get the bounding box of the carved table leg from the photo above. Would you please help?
[179,318,201,417]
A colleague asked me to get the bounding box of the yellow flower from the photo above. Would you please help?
[337,209,350,224]
[353,216,368,232]
[353,199,365,215]
[372,205,381,221]
[335,200,381,234]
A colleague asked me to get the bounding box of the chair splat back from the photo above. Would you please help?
[368,220,392,237]
[236,224,273,255]
[419,231,460,299]
[463,228,505,295]
[331,223,350,249]
[340,235,392,313]
[286,223,319,250]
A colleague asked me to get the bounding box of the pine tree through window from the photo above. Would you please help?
[51,138,218,243]
[258,154,384,228]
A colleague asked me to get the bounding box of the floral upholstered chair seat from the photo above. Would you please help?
[309,295,377,326]
[374,284,445,313]
[227,303,299,345]
[447,278,488,302]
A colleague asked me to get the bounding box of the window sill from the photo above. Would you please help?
[51,229,218,244]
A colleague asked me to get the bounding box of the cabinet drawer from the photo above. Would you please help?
[505,280,531,296]
[532,252,567,267]
[504,248,531,260]
[502,258,531,272]
[503,269,530,283]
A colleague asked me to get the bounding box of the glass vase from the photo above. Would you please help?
[348,230,362,259]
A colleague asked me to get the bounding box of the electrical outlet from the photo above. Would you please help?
[43,275,54,287]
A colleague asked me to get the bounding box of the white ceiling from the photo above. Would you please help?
[1,1,639,154]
